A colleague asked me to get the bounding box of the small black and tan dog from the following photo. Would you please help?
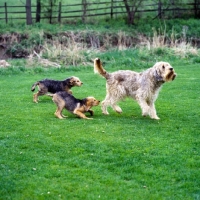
[31,76,83,103]
[51,91,100,119]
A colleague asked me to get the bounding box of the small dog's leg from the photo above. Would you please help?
[74,110,93,119]
[54,106,66,119]
[54,108,64,119]
[149,103,160,120]
[33,93,39,103]
[88,109,94,116]
[61,114,68,118]
[53,95,66,119]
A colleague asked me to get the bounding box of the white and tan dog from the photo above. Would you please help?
[94,58,176,120]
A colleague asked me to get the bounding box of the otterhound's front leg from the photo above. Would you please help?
[149,103,160,120]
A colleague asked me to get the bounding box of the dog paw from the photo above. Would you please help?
[102,112,109,115]
[86,117,93,120]
[142,113,148,117]
[152,116,160,120]
[116,110,122,114]
[54,113,64,119]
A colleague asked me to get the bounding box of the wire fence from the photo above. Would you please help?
[0,0,200,24]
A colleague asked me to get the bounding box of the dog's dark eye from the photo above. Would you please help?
[162,65,165,69]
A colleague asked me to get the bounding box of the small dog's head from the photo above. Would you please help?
[85,97,100,107]
[153,61,177,82]
[69,76,83,87]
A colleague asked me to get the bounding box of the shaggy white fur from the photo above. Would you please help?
[94,58,176,119]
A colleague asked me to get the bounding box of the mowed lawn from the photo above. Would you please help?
[0,60,200,199]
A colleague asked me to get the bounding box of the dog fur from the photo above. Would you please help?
[94,58,176,119]
[31,76,83,103]
[51,91,100,119]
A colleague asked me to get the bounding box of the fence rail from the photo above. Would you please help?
[0,1,200,24]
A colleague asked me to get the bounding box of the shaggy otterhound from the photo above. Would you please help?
[31,76,83,103]
[94,58,176,119]
[51,91,100,119]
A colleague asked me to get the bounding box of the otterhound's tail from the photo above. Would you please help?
[31,82,39,92]
[94,58,109,79]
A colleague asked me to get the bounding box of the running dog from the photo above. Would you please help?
[31,76,83,103]
[51,91,100,119]
[94,58,176,119]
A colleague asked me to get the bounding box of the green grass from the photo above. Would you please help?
[0,53,200,199]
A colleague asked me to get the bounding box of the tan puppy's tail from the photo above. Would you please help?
[31,82,39,91]
[94,58,109,79]
[46,93,54,97]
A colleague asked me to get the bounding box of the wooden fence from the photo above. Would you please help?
[0,0,200,24]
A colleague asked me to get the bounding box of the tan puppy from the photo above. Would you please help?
[51,91,100,119]
[94,58,176,119]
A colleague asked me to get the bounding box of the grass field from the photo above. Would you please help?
[0,53,200,199]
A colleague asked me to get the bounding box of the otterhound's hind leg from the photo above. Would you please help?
[112,104,122,114]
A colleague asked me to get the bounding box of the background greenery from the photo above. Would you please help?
[0,47,200,199]
[0,1,200,197]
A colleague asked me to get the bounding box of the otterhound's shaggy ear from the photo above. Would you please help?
[155,70,164,82]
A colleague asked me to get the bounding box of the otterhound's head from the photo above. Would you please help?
[69,76,83,86]
[85,97,100,107]
[153,61,177,82]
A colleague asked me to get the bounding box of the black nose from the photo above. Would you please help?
[170,67,173,71]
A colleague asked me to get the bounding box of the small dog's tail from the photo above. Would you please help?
[46,93,54,97]
[94,58,109,79]
[31,82,39,92]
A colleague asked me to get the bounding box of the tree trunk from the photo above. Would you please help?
[123,0,143,25]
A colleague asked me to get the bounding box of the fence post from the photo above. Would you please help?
[36,0,41,23]
[49,0,53,24]
[158,0,162,19]
[111,0,113,19]
[194,0,200,18]
[82,0,87,23]
[5,2,8,24]
[26,0,32,25]
[58,2,61,23]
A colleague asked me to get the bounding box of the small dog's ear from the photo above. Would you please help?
[69,78,74,85]
[82,98,87,104]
